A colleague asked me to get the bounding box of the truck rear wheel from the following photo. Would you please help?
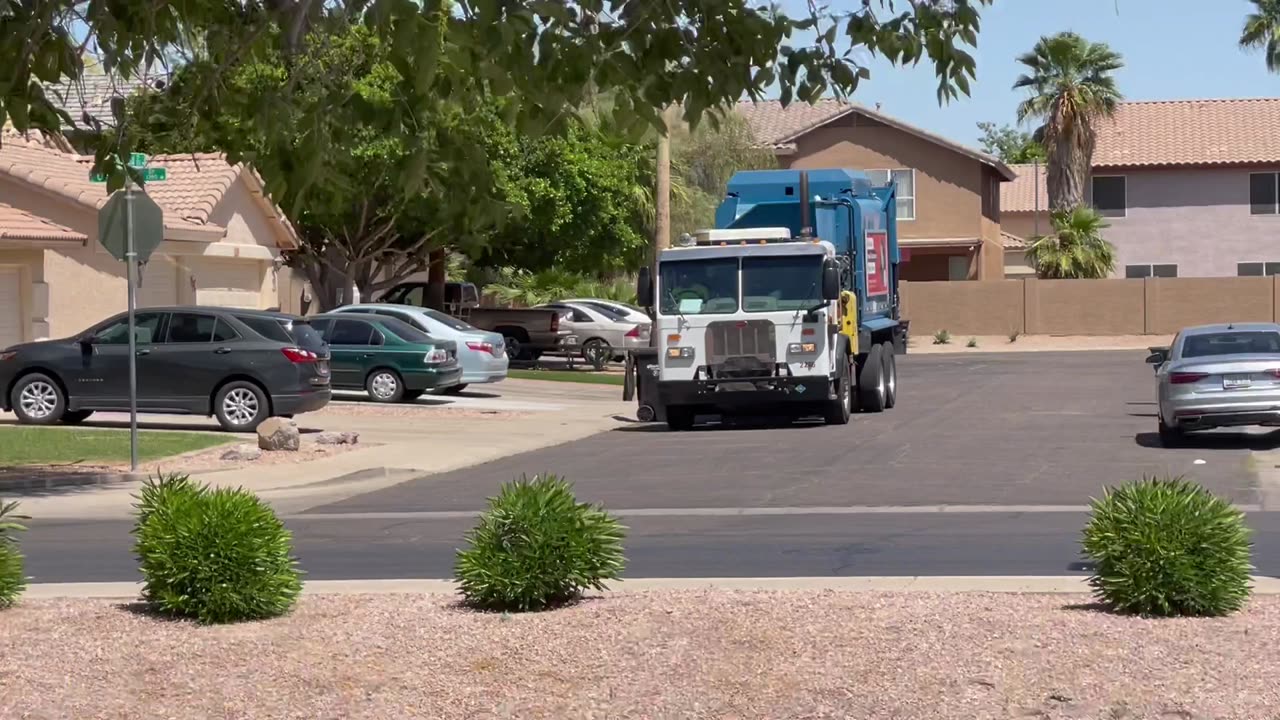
[882,341,898,409]
[824,357,853,425]
[666,406,695,431]
[858,344,888,413]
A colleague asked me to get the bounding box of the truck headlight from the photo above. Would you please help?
[666,347,695,359]
[787,343,817,354]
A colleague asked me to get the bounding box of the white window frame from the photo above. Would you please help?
[1249,172,1280,215]
[1236,261,1280,277]
[1124,263,1178,279]
[867,168,916,222]
[1091,174,1128,218]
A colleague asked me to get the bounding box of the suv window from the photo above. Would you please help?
[94,312,165,345]
[166,313,238,343]
[237,315,293,343]
[285,320,328,352]
[384,285,427,307]
[325,319,375,346]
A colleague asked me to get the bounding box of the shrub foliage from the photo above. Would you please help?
[455,474,626,612]
[0,500,27,608]
[1082,476,1253,616]
[132,474,303,623]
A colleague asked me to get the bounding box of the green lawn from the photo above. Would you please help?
[0,426,231,465]
[507,369,626,386]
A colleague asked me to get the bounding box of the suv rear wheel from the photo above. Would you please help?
[214,381,270,432]
[11,373,66,425]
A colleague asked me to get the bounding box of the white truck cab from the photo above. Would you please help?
[638,227,850,430]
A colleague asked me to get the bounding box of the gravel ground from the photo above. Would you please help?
[3,591,1278,719]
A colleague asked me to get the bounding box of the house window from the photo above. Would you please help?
[1125,264,1178,279]
[1237,262,1280,276]
[1250,173,1279,215]
[867,168,916,221]
[1091,176,1127,218]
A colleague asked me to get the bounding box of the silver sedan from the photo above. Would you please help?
[1149,322,1280,446]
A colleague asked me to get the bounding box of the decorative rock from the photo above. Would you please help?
[220,444,263,462]
[257,417,300,451]
[314,431,360,446]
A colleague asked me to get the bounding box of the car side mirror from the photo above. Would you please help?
[78,335,98,348]
[821,259,841,301]
[636,266,654,308]
[1145,347,1168,365]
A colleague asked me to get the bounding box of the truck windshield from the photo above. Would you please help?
[658,258,739,315]
[741,255,824,312]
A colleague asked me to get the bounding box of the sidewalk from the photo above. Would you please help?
[909,333,1172,354]
[5,380,631,520]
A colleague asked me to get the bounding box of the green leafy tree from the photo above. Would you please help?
[975,121,1045,164]
[4,1,993,194]
[124,24,521,309]
[669,110,778,237]
[1013,32,1123,211]
[480,124,652,277]
[1025,206,1116,279]
[1241,0,1280,72]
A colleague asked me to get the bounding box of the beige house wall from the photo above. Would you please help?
[903,277,1280,336]
[0,173,294,339]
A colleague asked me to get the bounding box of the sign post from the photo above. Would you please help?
[92,154,168,471]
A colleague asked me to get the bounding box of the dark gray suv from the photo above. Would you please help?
[0,307,331,431]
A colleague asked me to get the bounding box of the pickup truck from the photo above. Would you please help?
[379,281,575,361]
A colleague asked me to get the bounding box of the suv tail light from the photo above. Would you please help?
[281,347,319,363]
[1170,371,1209,384]
[550,313,560,332]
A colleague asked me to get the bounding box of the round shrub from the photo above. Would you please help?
[0,501,28,609]
[455,473,626,612]
[1082,475,1253,617]
[132,474,303,624]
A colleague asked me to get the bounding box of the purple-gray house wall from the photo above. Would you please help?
[1095,166,1280,278]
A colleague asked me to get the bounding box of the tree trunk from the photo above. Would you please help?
[426,248,446,310]
[1046,125,1093,212]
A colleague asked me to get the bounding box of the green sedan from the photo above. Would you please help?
[310,313,463,403]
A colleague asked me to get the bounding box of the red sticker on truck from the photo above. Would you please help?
[866,231,889,297]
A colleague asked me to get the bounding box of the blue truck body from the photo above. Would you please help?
[713,169,905,343]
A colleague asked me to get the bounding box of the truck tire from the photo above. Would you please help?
[858,344,888,413]
[882,341,898,409]
[666,406,695,431]
[824,357,853,425]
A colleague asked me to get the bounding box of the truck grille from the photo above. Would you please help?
[705,320,776,377]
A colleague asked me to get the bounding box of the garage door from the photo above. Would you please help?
[0,268,21,348]
[137,256,180,308]
[194,258,264,309]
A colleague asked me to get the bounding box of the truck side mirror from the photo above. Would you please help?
[821,259,840,301]
[637,267,654,308]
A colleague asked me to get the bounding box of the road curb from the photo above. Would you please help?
[0,470,145,492]
[23,575,1280,599]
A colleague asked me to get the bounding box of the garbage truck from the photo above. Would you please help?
[623,168,908,430]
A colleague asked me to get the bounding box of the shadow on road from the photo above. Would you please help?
[1134,430,1280,451]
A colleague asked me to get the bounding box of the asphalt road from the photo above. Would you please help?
[20,350,1280,582]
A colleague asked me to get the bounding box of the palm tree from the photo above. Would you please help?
[1013,32,1123,211]
[1026,206,1116,279]
[1241,0,1280,72]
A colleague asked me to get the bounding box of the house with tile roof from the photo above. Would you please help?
[1002,98,1280,279]
[0,130,305,348]
[737,99,1017,281]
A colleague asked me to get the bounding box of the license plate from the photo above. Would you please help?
[1224,375,1251,390]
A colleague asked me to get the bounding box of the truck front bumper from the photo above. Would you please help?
[658,373,835,410]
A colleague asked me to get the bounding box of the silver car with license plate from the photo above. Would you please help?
[1149,322,1280,446]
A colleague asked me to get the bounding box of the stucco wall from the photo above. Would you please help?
[1002,213,1049,242]
[784,115,985,241]
[1097,167,1280,278]
[903,276,1280,336]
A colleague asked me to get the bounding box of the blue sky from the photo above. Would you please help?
[775,0,1279,147]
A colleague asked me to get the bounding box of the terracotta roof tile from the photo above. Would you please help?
[1000,230,1029,250]
[71,152,240,223]
[45,74,169,127]
[1001,163,1047,214]
[1095,98,1280,168]
[735,99,1016,180]
[0,202,86,242]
